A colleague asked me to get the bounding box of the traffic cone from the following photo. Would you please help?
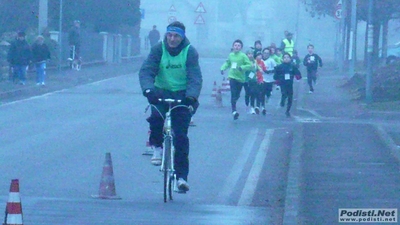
[211,81,217,97]
[3,179,23,225]
[91,153,121,200]
[221,77,230,92]
[142,130,153,155]
[215,87,223,107]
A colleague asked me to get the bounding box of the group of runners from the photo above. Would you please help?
[220,32,323,119]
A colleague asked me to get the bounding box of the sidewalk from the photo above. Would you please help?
[0,57,144,104]
[298,68,400,161]
[283,67,400,224]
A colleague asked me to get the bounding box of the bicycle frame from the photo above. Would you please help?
[146,98,192,202]
[68,45,82,71]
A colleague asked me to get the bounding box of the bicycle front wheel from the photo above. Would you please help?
[163,136,172,203]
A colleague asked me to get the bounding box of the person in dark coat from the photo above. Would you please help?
[274,53,302,117]
[68,20,81,59]
[7,31,32,85]
[303,44,323,93]
[139,21,202,193]
[148,25,160,47]
[31,35,50,85]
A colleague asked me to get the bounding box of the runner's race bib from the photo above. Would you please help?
[248,72,255,79]
[285,73,290,80]
[231,62,237,69]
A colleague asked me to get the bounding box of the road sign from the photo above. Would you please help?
[195,2,206,13]
[335,8,342,19]
[168,16,177,24]
[169,5,176,12]
[194,14,205,24]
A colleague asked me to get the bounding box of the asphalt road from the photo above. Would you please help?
[0,58,399,224]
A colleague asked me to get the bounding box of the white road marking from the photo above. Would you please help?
[217,128,259,204]
[0,74,134,107]
[238,129,273,206]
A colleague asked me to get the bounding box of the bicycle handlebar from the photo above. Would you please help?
[144,98,194,115]
[158,98,182,104]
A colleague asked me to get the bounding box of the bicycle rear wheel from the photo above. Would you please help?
[163,136,172,202]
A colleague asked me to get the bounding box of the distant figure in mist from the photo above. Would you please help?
[148,25,160,47]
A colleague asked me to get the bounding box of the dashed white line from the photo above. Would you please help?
[238,129,273,206]
[217,128,259,204]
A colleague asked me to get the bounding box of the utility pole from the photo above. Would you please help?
[58,0,63,72]
[365,0,374,103]
[38,0,48,35]
[348,0,357,78]
[338,0,347,74]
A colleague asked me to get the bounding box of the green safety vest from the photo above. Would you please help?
[283,39,294,56]
[155,42,190,91]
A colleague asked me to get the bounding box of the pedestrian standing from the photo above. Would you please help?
[68,20,81,60]
[31,35,50,86]
[303,44,323,93]
[148,25,161,48]
[7,31,31,85]
[274,53,302,118]
[220,39,252,120]
[280,32,295,56]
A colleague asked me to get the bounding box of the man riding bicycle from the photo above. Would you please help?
[139,21,203,192]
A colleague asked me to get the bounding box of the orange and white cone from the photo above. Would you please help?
[142,130,153,155]
[211,81,217,97]
[221,77,230,92]
[91,153,121,200]
[215,87,223,107]
[3,179,23,225]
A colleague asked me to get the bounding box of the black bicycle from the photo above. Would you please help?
[67,45,82,71]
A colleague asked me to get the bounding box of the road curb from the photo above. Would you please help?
[374,125,400,163]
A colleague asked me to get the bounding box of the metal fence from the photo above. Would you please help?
[0,31,141,81]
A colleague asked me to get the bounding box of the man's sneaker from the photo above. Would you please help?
[285,111,291,118]
[309,90,313,94]
[177,178,189,192]
[250,107,256,114]
[254,107,260,115]
[262,108,266,115]
[232,111,239,120]
[150,147,162,166]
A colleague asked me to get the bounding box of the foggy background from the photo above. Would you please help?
[140,0,400,60]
